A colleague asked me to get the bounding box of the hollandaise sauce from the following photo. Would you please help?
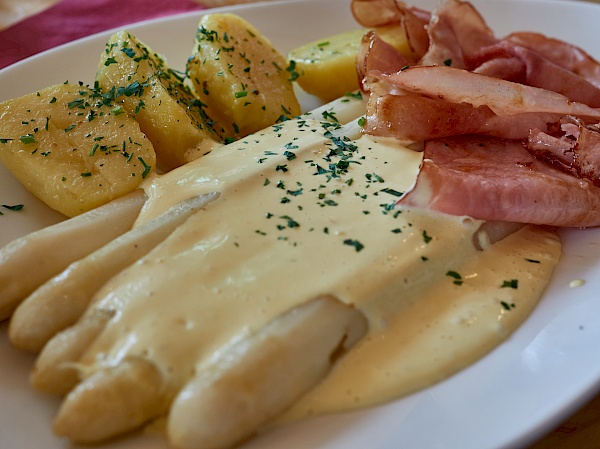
[80,99,560,426]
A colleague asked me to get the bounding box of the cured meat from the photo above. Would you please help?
[356,32,411,92]
[365,93,555,141]
[364,66,600,140]
[351,0,430,57]
[471,41,600,107]
[399,136,600,227]
[419,0,495,67]
[351,0,430,27]
[507,32,600,89]
[355,0,600,227]
[527,116,600,186]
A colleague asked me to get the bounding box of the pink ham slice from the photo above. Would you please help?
[357,32,412,92]
[354,0,600,227]
[364,66,600,141]
[399,135,600,227]
[419,0,495,68]
[351,0,431,58]
[471,41,600,107]
[527,116,600,186]
[507,32,600,89]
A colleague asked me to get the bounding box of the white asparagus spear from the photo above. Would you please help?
[30,308,115,395]
[0,189,147,320]
[9,192,219,353]
[48,296,365,445]
[167,295,367,449]
[53,356,167,444]
[17,92,369,446]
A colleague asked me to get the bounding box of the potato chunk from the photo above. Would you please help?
[0,83,155,217]
[186,13,300,141]
[288,26,412,101]
[96,31,219,171]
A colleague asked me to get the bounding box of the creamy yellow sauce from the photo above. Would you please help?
[78,98,561,425]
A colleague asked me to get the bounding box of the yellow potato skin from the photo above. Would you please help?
[288,26,412,101]
[186,13,301,140]
[97,31,218,171]
[0,83,155,217]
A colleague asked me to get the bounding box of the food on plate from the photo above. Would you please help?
[2,93,560,448]
[399,135,600,227]
[0,83,155,217]
[9,192,217,352]
[357,0,600,227]
[288,25,412,101]
[0,13,301,218]
[0,190,147,321]
[5,0,600,447]
[186,13,300,141]
[96,30,220,172]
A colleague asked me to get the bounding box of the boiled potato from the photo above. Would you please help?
[0,83,155,217]
[97,31,219,171]
[288,25,412,101]
[186,14,300,141]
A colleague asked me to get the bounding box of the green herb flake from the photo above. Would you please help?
[500,301,515,311]
[501,279,519,289]
[19,134,37,144]
[2,204,24,211]
[422,230,432,244]
[137,156,152,179]
[111,105,124,116]
[446,271,463,285]
[381,187,403,197]
[286,60,300,82]
[344,239,364,252]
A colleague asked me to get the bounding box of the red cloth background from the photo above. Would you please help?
[0,0,206,69]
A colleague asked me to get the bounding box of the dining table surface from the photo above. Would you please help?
[1,0,600,448]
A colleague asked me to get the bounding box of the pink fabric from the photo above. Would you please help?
[0,0,206,69]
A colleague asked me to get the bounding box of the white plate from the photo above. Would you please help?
[2,0,600,448]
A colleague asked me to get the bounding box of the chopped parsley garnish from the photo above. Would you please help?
[19,134,37,144]
[344,239,364,252]
[2,204,24,211]
[422,230,433,244]
[446,271,463,285]
[500,301,516,311]
[501,279,519,289]
[381,187,403,197]
[137,156,152,179]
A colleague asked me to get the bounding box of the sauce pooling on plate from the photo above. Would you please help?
[82,102,560,425]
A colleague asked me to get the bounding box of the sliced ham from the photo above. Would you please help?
[365,93,557,141]
[357,32,412,91]
[471,41,600,107]
[376,66,600,118]
[507,32,600,89]
[351,0,430,57]
[527,116,600,186]
[419,0,495,67]
[399,136,600,227]
[364,66,600,141]
[355,0,600,227]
